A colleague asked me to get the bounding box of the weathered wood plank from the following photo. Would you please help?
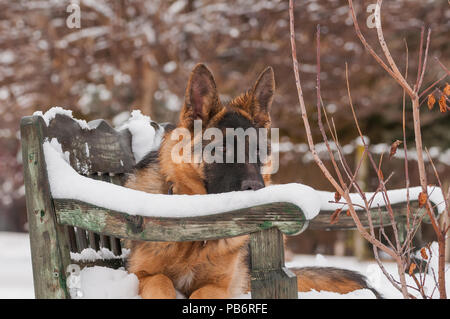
[110,238,122,256]
[100,235,111,250]
[71,259,125,270]
[98,174,115,250]
[308,201,433,231]
[87,231,100,251]
[66,226,78,253]
[45,114,136,175]
[90,173,111,250]
[54,199,308,242]
[249,228,298,299]
[20,116,71,299]
[75,228,89,251]
[109,174,124,256]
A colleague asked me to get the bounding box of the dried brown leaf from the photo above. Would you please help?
[408,263,416,276]
[334,192,341,203]
[389,140,402,160]
[444,83,450,96]
[420,247,428,260]
[427,94,436,110]
[418,191,428,208]
[330,208,342,225]
[438,94,447,113]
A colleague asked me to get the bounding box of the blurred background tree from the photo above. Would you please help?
[0,0,448,256]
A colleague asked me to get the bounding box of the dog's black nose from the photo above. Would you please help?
[240,180,264,191]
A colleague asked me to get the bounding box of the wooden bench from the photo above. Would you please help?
[20,113,437,299]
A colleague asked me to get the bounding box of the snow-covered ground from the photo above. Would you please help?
[0,232,34,298]
[1,231,448,299]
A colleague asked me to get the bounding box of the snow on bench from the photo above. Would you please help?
[116,110,164,162]
[43,139,322,220]
[70,247,130,262]
[43,137,445,222]
[34,107,164,163]
[34,107,92,130]
[318,188,445,214]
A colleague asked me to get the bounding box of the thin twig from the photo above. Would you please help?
[419,73,448,98]
[416,28,431,92]
[414,26,425,91]
[435,57,450,76]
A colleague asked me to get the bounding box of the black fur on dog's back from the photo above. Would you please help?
[135,151,159,170]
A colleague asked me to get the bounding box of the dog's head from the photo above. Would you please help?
[160,64,275,195]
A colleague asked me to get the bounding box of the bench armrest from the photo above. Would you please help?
[308,200,437,231]
[54,199,308,241]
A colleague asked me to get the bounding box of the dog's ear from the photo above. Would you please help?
[252,66,275,115]
[181,64,222,127]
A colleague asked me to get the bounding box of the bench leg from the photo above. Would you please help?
[249,227,298,299]
[21,116,71,299]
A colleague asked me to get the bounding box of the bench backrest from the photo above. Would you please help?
[21,114,142,298]
[38,114,145,258]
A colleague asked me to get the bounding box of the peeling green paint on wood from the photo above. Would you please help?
[54,199,308,242]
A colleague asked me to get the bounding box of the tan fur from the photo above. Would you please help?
[127,237,249,298]
[126,135,250,298]
[296,272,363,294]
[125,161,167,194]
[139,274,177,299]
[159,136,207,195]
[290,267,382,297]
[229,92,271,129]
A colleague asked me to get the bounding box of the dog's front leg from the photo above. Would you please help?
[139,274,176,299]
[189,284,230,299]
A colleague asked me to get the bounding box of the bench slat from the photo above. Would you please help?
[94,174,113,251]
[75,228,89,251]
[53,199,308,242]
[109,175,124,256]
[87,231,100,251]
[66,226,78,253]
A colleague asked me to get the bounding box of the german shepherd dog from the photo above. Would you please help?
[125,64,382,299]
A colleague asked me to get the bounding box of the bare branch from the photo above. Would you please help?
[347,0,413,96]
